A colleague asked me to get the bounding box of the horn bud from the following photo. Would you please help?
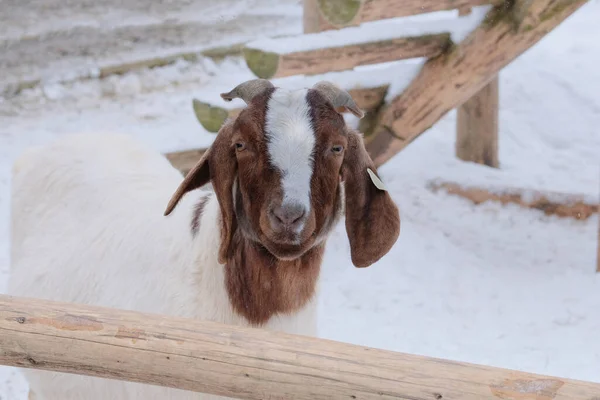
[220,79,275,104]
[312,81,364,119]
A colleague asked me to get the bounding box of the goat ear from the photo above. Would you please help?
[341,131,400,268]
[164,149,211,216]
[164,123,237,264]
[206,124,238,264]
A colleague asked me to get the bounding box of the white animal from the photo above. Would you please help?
[8,79,401,400]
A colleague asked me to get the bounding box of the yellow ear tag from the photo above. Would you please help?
[367,168,387,191]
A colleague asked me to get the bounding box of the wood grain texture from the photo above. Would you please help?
[456,75,499,168]
[244,34,450,79]
[314,0,502,30]
[366,0,588,167]
[164,148,207,176]
[428,180,599,221]
[2,294,600,399]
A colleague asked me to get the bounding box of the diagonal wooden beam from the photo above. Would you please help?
[366,0,588,167]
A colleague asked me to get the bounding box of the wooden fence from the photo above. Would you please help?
[2,293,600,399]
[166,0,598,272]
[190,0,587,168]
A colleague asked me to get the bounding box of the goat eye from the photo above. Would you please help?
[235,142,246,151]
[331,145,343,154]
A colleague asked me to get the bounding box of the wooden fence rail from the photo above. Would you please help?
[304,0,502,30]
[1,294,600,399]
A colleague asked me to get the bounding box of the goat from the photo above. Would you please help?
[8,79,401,399]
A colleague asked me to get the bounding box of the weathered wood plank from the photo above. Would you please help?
[366,0,588,167]
[428,179,598,221]
[312,0,501,30]
[244,34,449,79]
[456,75,499,168]
[2,294,600,399]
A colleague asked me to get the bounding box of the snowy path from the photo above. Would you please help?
[1,1,599,397]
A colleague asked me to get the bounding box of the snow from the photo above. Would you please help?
[0,0,304,98]
[246,5,491,54]
[2,0,600,397]
[192,58,425,110]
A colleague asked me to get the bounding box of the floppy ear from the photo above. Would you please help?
[165,122,238,264]
[341,130,400,268]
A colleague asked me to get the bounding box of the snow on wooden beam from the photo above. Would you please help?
[456,75,500,168]
[243,34,448,79]
[428,180,599,221]
[242,9,492,79]
[189,61,425,133]
[365,0,588,167]
[2,294,600,399]
[308,0,503,30]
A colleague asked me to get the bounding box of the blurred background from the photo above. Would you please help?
[1,0,599,397]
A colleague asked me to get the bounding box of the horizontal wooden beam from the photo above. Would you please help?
[366,0,588,167]
[244,34,449,79]
[312,0,502,30]
[597,175,600,272]
[428,180,599,220]
[241,10,494,80]
[2,294,600,399]
[164,148,207,176]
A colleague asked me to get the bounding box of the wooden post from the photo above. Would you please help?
[2,294,600,399]
[303,0,322,33]
[456,75,499,168]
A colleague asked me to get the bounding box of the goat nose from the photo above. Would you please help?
[271,203,306,229]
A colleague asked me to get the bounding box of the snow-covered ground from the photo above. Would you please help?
[1,1,600,398]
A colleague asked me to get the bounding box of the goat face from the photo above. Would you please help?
[165,80,400,268]
[230,85,353,260]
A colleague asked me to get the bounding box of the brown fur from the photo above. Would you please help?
[225,232,323,325]
[190,194,210,236]
[341,130,400,267]
[164,82,400,325]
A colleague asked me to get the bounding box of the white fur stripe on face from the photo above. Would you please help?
[265,88,315,225]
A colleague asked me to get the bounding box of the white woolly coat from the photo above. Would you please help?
[8,133,317,400]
